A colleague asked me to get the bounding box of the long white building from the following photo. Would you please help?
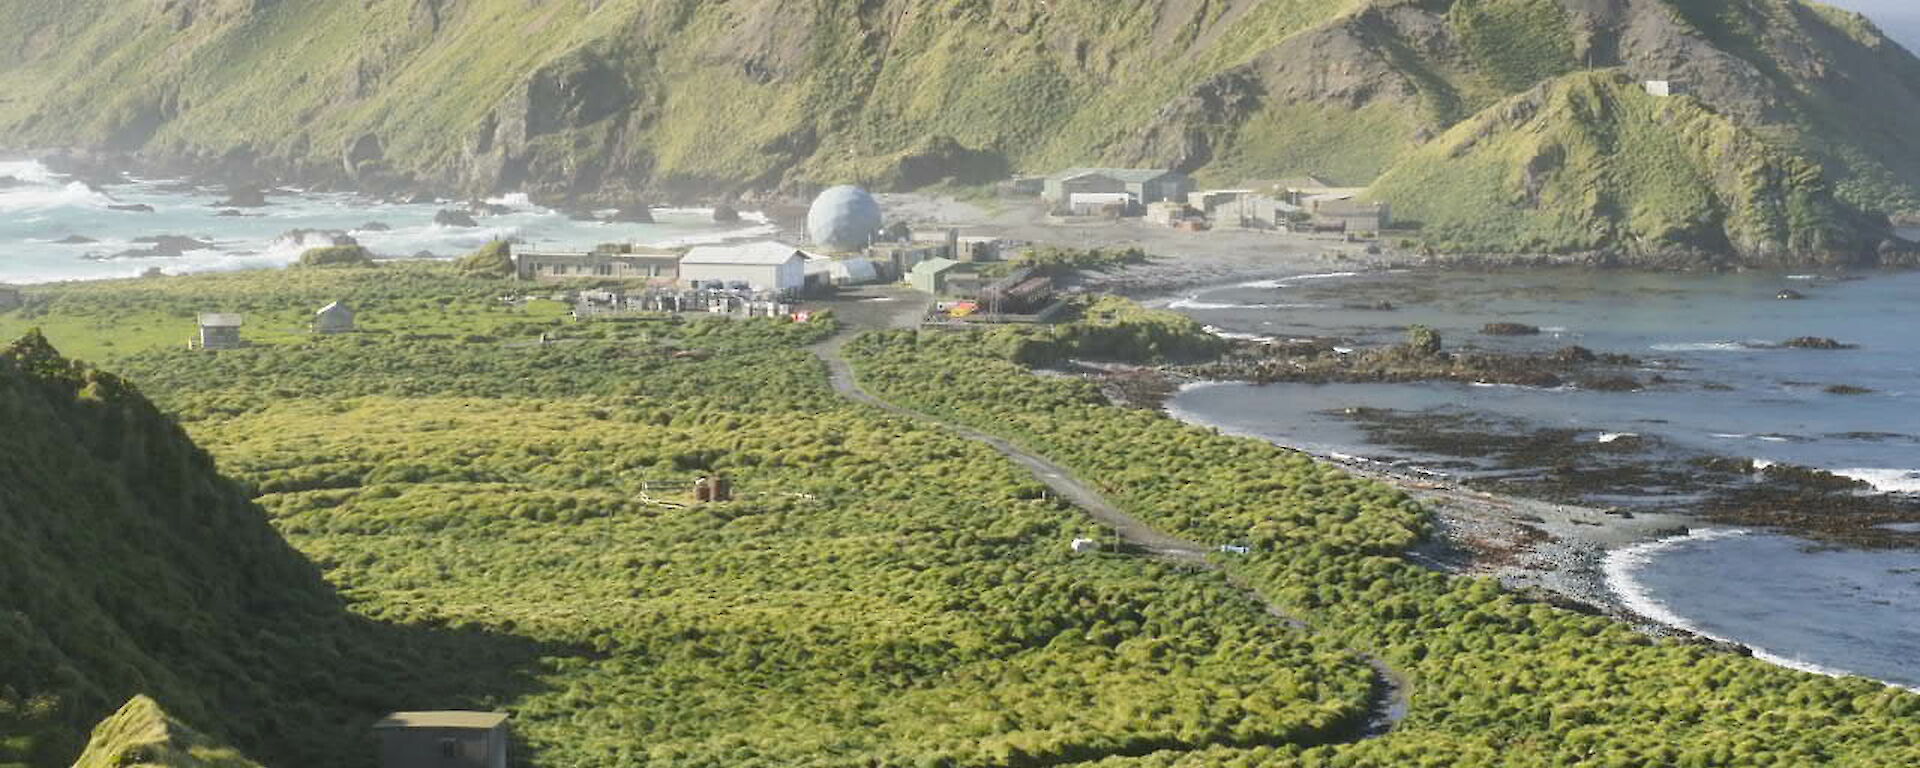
[679,241,808,294]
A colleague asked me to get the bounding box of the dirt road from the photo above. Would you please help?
[808,300,1410,739]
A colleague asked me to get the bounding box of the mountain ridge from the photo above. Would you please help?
[3,0,1920,262]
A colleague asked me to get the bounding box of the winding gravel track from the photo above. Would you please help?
[810,319,1410,741]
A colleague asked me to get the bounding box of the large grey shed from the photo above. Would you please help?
[372,711,509,768]
[196,313,244,350]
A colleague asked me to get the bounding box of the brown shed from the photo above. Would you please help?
[372,711,509,768]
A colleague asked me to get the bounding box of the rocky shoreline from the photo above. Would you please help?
[1084,263,1920,650]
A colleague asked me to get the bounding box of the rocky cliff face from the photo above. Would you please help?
[2,0,1918,262]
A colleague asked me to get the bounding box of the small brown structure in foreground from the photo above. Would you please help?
[373,711,509,768]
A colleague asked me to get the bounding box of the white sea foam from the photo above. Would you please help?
[1603,529,1916,690]
[1596,432,1638,443]
[1831,468,1920,494]
[1469,381,1573,391]
[1202,325,1278,343]
[1236,270,1364,290]
[0,180,114,212]
[0,159,60,185]
[645,221,781,248]
[484,192,534,208]
[1651,341,1750,352]
[1169,296,1323,311]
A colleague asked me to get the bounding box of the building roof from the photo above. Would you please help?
[518,247,681,260]
[1050,168,1183,184]
[1313,199,1388,215]
[1302,188,1368,203]
[681,241,804,266]
[198,313,243,328]
[1272,176,1335,192]
[316,301,351,316]
[373,712,510,730]
[910,257,963,276]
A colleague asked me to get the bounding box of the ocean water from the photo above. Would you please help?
[1164,268,1920,687]
[0,159,773,284]
[1605,529,1920,691]
[1164,269,1920,491]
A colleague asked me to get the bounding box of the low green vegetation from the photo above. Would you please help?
[10,269,1920,767]
[1449,0,1580,95]
[0,265,567,363]
[4,270,1378,768]
[295,245,376,268]
[995,246,1151,278]
[455,240,516,278]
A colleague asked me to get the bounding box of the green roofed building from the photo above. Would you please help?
[909,257,968,295]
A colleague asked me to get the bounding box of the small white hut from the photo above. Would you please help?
[313,301,355,333]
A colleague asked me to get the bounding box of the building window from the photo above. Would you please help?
[596,264,613,276]
[439,738,459,759]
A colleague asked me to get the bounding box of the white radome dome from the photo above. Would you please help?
[807,185,884,253]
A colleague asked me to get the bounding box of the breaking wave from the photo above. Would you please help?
[1650,341,1753,352]
[1168,296,1322,311]
[0,181,114,213]
[1201,325,1278,343]
[1831,468,1920,494]
[1235,271,1364,290]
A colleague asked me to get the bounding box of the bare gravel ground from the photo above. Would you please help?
[873,193,1397,295]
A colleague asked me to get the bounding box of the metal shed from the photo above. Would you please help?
[372,711,509,768]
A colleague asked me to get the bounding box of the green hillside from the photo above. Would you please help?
[1367,70,1876,264]
[3,1,1920,261]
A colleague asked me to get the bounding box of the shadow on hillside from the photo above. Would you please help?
[242,611,569,768]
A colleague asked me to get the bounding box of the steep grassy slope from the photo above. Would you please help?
[0,330,335,765]
[69,697,262,768]
[1368,70,1875,263]
[4,0,1920,260]
[0,331,543,768]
